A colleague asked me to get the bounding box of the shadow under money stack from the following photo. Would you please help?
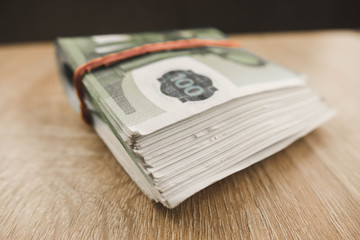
[56,28,335,208]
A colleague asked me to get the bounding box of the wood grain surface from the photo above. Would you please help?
[0,31,359,240]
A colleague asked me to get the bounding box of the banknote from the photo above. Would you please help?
[57,28,305,138]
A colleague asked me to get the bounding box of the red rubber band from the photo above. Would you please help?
[73,38,241,124]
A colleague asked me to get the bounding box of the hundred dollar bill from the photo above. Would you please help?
[56,28,304,139]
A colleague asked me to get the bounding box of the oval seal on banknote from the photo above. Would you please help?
[158,70,218,102]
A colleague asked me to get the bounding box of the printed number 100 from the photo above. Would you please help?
[171,72,204,97]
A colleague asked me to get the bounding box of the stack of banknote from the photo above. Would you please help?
[56,28,335,208]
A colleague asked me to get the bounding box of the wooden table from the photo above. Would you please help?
[1,31,359,239]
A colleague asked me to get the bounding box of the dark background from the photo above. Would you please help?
[1,0,360,43]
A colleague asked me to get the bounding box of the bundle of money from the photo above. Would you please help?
[56,28,335,208]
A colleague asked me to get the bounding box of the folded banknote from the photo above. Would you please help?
[56,28,335,208]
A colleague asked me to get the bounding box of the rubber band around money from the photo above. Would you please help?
[73,38,241,124]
